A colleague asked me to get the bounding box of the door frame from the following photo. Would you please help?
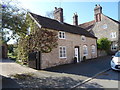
[74,46,81,63]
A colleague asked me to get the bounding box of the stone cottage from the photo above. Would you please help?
[80,4,120,54]
[28,7,97,69]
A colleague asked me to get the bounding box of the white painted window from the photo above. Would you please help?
[111,42,117,51]
[83,45,88,56]
[110,32,117,39]
[91,45,96,53]
[58,31,65,39]
[81,35,86,42]
[59,46,67,58]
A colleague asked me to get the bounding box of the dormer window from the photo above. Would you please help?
[58,31,65,39]
[81,35,86,42]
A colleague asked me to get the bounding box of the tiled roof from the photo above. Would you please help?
[79,14,120,31]
[29,12,97,38]
[79,20,95,31]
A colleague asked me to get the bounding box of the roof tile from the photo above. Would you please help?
[30,12,97,38]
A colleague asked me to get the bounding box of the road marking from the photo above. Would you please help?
[70,68,111,89]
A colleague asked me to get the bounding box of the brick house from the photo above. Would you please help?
[28,7,97,69]
[80,5,120,54]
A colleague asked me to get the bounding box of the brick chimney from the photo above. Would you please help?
[73,12,78,26]
[94,4,102,22]
[53,7,63,22]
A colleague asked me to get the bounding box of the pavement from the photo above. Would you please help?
[79,70,120,89]
[0,59,88,89]
[0,59,37,89]
[0,59,37,77]
[1,56,118,89]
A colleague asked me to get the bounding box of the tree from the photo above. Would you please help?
[1,0,28,43]
[97,38,111,53]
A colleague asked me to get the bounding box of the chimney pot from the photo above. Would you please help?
[73,12,78,26]
[94,4,102,22]
[55,7,57,10]
[54,7,63,22]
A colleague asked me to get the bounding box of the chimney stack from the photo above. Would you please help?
[53,7,63,22]
[73,12,78,26]
[94,4,102,22]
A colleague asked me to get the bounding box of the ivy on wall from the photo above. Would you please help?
[17,14,58,65]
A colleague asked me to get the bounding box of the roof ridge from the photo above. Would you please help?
[29,12,97,39]
[29,12,59,22]
[103,14,120,24]
[79,20,95,25]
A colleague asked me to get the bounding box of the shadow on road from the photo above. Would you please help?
[0,59,15,63]
[0,75,21,89]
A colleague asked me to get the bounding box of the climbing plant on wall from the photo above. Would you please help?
[17,14,58,65]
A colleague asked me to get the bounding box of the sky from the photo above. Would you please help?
[17,0,119,24]
[7,0,119,44]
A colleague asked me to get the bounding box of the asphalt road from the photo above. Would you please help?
[1,56,113,89]
[79,69,120,88]
[45,56,112,78]
[1,75,21,89]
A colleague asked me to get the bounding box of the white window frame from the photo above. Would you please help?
[111,42,117,51]
[81,35,86,42]
[91,45,96,53]
[58,31,66,39]
[59,46,67,58]
[111,32,117,39]
[83,45,88,56]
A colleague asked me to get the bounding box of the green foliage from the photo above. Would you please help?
[7,44,18,60]
[8,44,14,53]
[1,0,28,43]
[17,15,58,65]
[17,36,29,65]
[97,38,111,53]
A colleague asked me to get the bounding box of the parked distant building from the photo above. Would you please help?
[80,4,120,53]
[28,7,97,69]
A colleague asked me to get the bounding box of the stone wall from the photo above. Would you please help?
[41,30,97,69]
[92,14,119,52]
[97,49,107,57]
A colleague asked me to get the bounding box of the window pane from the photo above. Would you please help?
[60,53,62,57]
[59,46,66,58]
[63,32,65,38]
[59,32,61,38]
[83,45,88,55]
[59,32,65,39]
